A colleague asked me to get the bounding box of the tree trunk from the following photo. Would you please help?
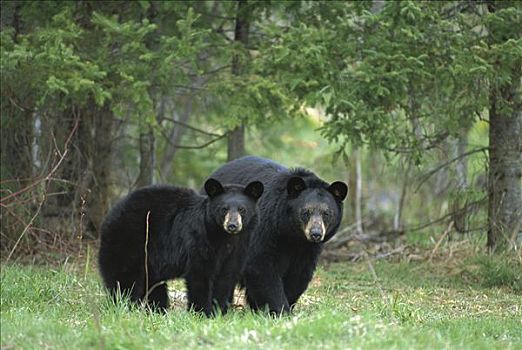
[40,100,113,238]
[135,125,155,188]
[227,125,245,161]
[227,0,250,161]
[454,133,469,191]
[487,76,522,250]
[394,157,412,231]
[486,1,522,250]
[354,148,364,235]
[451,130,471,234]
[87,102,114,236]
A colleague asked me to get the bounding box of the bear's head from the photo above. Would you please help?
[204,178,264,235]
[286,176,347,243]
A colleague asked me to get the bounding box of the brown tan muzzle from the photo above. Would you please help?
[304,214,325,242]
[224,210,243,234]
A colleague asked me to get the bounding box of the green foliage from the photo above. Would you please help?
[1,7,108,110]
[0,1,516,248]
[257,1,521,163]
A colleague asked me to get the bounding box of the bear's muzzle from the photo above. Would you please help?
[304,214,325,242]
[224,210,243,234]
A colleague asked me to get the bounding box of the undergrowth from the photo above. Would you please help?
[1,239,521,350]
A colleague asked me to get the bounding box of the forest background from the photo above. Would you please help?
[1,1,521,261]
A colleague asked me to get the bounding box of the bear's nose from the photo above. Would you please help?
[227,223,239,232]
[310,228,323,242]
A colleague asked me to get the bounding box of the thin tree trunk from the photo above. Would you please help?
[348,153,357,226]
[227,125,245,161]
[451,130,470,234]
[88,102,114,236]
[394,157,412,231]
[454,133,469,191]
[135,125,155,188]
[227,0,250,161]
[354,148,364,235]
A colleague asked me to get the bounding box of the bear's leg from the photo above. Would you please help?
[283,252,319,310]
[212,260,239,314]
[144,282,169,312]
[100,256,144,304]
[283,269,314,310]
[244,267,290,315]
[186,270,213,317]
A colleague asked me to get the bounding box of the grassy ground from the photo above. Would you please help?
[1,242,521,350]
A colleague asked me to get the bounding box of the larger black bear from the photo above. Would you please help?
[206,156,347,314]
[98,178,263,316]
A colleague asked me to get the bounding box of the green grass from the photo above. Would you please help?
[1,248,521,350]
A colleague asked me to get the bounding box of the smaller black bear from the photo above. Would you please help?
[98,178,263,316]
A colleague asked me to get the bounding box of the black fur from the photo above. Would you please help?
[98,179,263,316]
[206,156,347,314]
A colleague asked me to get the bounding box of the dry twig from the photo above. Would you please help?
[429,221,454,262]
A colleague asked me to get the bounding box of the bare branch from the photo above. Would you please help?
[159,117,222,137]
[167,134,227,149]
[157,126,227,150]
[405,196,487,232]
[0,117,80,203]
[5,193,46,262]
[414,146,488,193]
[2,116,81,261]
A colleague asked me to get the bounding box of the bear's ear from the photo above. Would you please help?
[287,176,306,197]
[204,178,224,198]
[244,181,264,201]
[328,181,348,202]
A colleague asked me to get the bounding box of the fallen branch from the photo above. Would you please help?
[429,221,454,262]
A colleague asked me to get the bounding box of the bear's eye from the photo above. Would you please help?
[323,210,334,221]
[221,207,228,215]
[301,210,311,221]
[238,207,246,215]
